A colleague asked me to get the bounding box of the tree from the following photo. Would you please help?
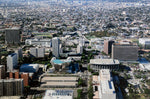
[77,89,82,99]
[88,80,94,99]
[78,78,83,86]
[87,65,92,72]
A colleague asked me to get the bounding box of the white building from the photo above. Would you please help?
[77,44,83,54]
[43,90,74,99]
[139,63,150,71]
[139,38,150,49]
[15,48,23,59]
[25,39,51,47]
[93,69,116,99]
[52,37,60,58]
[38,48,45,58]
[30,48,45,58]
[7,53,18,72]
[30,48,37,57]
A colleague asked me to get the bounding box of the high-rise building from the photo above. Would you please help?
[7,53,18,72]
[5,27,21,44]
[0,80,3,96]
[139,38,150,49]
[30,48,37,57]
[0,65,5,79]
[30,48,45,58]
[15,48,23,59]
[52,37,60,58]
[104,40,115,55]
[112,42,138,61]
[77,44,83,54]
[38,48,45,58]
[0,79,24,96]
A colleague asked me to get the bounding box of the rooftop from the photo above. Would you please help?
[90,59,120,65]
[101,80,116,94]
[41,77,78,81]
[43,90,73,99]
[41,82,77,87]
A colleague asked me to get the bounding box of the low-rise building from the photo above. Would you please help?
[43,90,74,99]
[40,74,78,88]
[20,64,39,73]
[25,39,51,47]
[90,59,120,71]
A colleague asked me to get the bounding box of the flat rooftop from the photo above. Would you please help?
[41,82,77,87]
[43,90,73,99]
[0,96,21,99]
[52,59,71,65]
[90,59,120,65]
[99,69,111,81]
[101,80,116,94]
[41,77,78,81]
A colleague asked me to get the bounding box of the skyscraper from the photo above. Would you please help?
[0,79,24,96]
[15,48,23,60]
[112,42,138,61]
[104,40,115,55]
[5,27,21,44]
[0,65,5,79]
[52,37,60,58]
[30,47,45,58]
[30,48,38,57]
[38,48,45,58]
[7,53,18,72]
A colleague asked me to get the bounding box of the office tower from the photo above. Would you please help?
[30,48,37,57]
[3,79,14,96]
[38,48,45,58]
[77,44,83,54]
[7,53,18,72]
[139,38,150,49]
[104,40,115,55]
[15,48,23,59]
[13,79,24,95]
[0,65,5,79]
[21,73,29,86]
[0,80,3,96]
[5,27,21,44]
[52,37,60,58]
[30,48,45,58]
[0,79,24,96]
[112,42,138,61]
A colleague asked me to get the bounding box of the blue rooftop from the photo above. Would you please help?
[52,59,65,64]
[138,58,149,64]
